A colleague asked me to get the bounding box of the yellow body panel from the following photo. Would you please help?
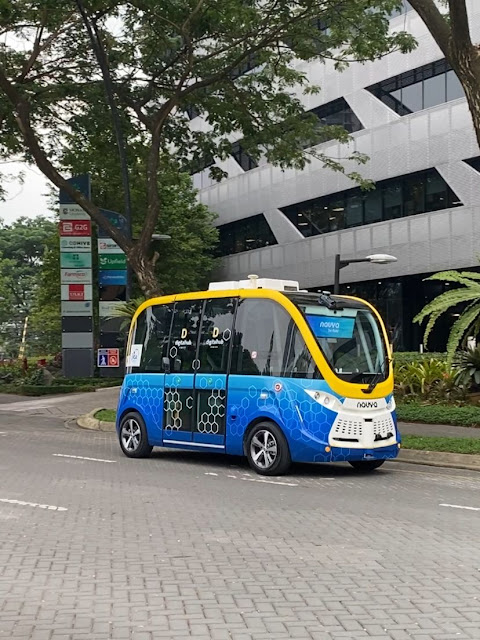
[129,289,394,400]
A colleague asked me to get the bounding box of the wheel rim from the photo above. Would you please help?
[250,429,278,469]
[121,418,142,452]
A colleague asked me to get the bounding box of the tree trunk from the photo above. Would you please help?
[128,250,162,298]
[449,51,480,151]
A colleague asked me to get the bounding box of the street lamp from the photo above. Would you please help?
[152,234,172,241]
[334,253,397,295]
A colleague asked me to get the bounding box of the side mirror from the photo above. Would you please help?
[162,357,171,373]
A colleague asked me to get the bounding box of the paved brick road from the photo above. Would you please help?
[1,412,480,640]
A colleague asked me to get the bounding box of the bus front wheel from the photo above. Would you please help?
[246,422,291,476]
[119,412,153,459]
[349,459,385,473]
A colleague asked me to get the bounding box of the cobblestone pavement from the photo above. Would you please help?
[1,413,480,640]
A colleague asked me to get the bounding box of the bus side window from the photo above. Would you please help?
[139,304,174,372]
[284,323,322,379]
[231,299,291,376]
[169,300,203,372]
[197,298,236,373]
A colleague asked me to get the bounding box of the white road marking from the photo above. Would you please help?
[0,498,67,512]
[440,503,480,512]
[53,453,115,463]
[241,477,298,487]
[204,472,218,476]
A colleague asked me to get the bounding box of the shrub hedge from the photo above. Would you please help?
[397,402,480,427]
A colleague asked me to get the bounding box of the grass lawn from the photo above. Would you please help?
[402,435,480,455]
[95,409,117,422]
[396,403,480,427]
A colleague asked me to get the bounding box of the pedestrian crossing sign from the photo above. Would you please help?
[97,348,120,368]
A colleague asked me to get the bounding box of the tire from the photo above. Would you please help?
[246,421,291,476]
[119,412,153,459]
[349,459,385,473]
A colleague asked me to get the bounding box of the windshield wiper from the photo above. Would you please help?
[362,355,391,394]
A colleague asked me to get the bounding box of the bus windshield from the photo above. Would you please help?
[289,296,388,383]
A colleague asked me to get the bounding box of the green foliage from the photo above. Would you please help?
[95,409,116,422]
[401,434,480,455]
[414,270,480,363]
[394,357,467,404]
[453,347,480,389]
[0,384,96,396]
[396,402,480,427]
[108,297,146,331]
[0,216,56,355]
[393,352,446,365]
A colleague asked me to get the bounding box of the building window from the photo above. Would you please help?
[308,98,363,143]
[280,168,462,238]
[189,154,214,176]
[464,157,480,173]
[217,214,277,256]
[230,53,259,80]
[231,142,258,171]
[367,59,464,115]
[389,0,413,18]
[185,105,200,120]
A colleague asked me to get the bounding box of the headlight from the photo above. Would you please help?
[386,396,396,412]
[305,389,342,412]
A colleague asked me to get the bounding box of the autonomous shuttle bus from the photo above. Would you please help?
[117,277,399,475]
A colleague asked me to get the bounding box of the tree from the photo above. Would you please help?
[414,270,480,362]
[0,0,415,296]
[409,0,480,149]
[0,216,56,355]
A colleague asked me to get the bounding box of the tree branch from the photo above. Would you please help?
[448,0,473,52]
[408,0,451,58]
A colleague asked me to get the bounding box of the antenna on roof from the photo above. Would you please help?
[248,274,259,289]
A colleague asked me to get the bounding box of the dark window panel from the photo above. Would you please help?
[231,141,258,171]
[197,298,236,374]
[389,0,413,18]
[217,214,277,257]
[280,168,462,239]
[309,98,363,143]
[464,156,480,173]
[367,58,462,116]
[186,105,200,120]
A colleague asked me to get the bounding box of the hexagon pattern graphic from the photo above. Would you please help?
[197,389,226,434]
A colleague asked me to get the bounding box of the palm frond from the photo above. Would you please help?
[425,270,480,285]
[446,302,480,363]
[423,309,443,347]
[107,297,146,331]
[414,290,480,324]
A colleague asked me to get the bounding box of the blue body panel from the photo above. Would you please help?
[117,373,400,463]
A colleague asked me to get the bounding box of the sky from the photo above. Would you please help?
[0,162,52,223]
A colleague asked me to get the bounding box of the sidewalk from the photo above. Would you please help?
[0,386,119,420]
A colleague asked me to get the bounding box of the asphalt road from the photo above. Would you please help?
[1,413,480,640]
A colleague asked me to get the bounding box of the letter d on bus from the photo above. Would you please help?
[181,328,188,339]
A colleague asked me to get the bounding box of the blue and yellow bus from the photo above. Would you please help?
[117,277,399,475]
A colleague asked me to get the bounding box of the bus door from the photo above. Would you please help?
[163,300,202,443]
[193,298,236,448]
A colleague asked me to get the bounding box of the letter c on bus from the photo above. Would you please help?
[181,328,188,339]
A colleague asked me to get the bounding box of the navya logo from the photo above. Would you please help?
[319,321,340,329]
[357,400,378,409]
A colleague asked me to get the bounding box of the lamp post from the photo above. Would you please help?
[334,253,397,295]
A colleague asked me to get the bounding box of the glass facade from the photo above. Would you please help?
[465,156,480,173]
[367,59,464,115]
[308,98,363,143]
[231,141,258,171]
[217,214,277,256]
[281,168,462,238]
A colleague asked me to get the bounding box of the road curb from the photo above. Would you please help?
[396,448,480,471]
[77,409,116,433]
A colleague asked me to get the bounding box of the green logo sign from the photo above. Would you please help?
[99,253,127,270]
[60,252,92,268]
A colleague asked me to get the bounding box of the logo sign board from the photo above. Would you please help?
[98,209,128,238]
[61,301,93,317]
[61,268,92,284]
[99,253,127,270]
[59,220,92,237]
[306,315,355,340]
[98,238,124,254]
[59,204,90,220]
[60,252,92,269]
[97,348,120,368]
[99,270,127,286]
[99,300,126,317]
[61,284,93,301]
[60,237,91,253]
[59,174,91,204]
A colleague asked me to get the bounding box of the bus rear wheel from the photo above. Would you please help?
[349,459,385,473]
[246,422,291,476]
[119,412,153,459]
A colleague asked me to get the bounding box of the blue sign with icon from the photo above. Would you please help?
[99,270,127,286]
[307,315,355,339]
[98,209,128,238]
